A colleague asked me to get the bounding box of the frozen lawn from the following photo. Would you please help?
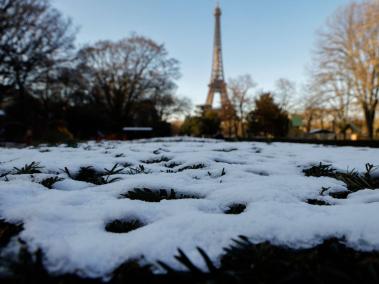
[1,137,379,279]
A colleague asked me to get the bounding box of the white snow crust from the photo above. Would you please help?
[1,137,379,278]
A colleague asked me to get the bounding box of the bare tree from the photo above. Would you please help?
[302,82,333,133]
[78,35,180,129]
[0,0,75,99]
[151,93,192,121]
[228,74,256,137]
[303,65,354,136]
[274,78,296,112]
[313,0,379,139]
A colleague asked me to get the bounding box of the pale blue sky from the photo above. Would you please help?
[52,0,352,105]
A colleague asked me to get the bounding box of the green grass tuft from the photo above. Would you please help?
[125,165,151,175]
[304,162,379,198]
[141,156,171,164]
[166,163,206,173]
[213,148,238,152]
[303,162,336,178]
[120,188,200,202]
[164,162,182,169]
[39,176,64,189]
[335,163,379,192]
[105,219,144,233]
[63,164,123,185]
[306,199,331,206]
[13,162,43,175]
[224,204,246,214]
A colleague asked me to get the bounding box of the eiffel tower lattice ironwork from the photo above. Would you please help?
[206,3,231,108]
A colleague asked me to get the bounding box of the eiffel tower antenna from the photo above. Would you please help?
[205,1,230,108]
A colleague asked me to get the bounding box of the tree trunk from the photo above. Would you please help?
[15,74,29,126]
[363,106,376,140]
[239,105,245,138]
[240,120,244,138]
[306,113,313,133]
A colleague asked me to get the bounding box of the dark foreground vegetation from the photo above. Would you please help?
[1,219,379,284]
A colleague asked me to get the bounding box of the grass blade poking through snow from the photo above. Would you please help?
[125,165,151,175]
[13,162,43,175]
[335,163,379,192]
[63,164,123,185]
[302,162,336,178]
[141,156,171,164]
[105,219,144,233]
[39,176,64,189]
[120,188,201,202]
[224,204,246,214]
[303,162,379,197]
[166,163,206,173]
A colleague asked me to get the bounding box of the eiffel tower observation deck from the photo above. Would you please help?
[205,2,231,109]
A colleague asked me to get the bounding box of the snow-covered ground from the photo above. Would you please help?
[1,137,379,279]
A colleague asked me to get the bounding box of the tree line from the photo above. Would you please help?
[0,0,190,143]
[182,0,379,140]
[180,75,291,139]
[0,0,377,142]
[304,0,379,139]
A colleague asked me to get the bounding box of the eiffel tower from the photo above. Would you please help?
[205,3,231,109]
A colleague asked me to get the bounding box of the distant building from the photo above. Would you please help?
[339,123,361,141]
[307,129,335,140]
[122,127,153,140]
[288,114,304,138]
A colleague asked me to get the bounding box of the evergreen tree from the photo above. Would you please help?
[180,108,221,137]
[247,93,289,137]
